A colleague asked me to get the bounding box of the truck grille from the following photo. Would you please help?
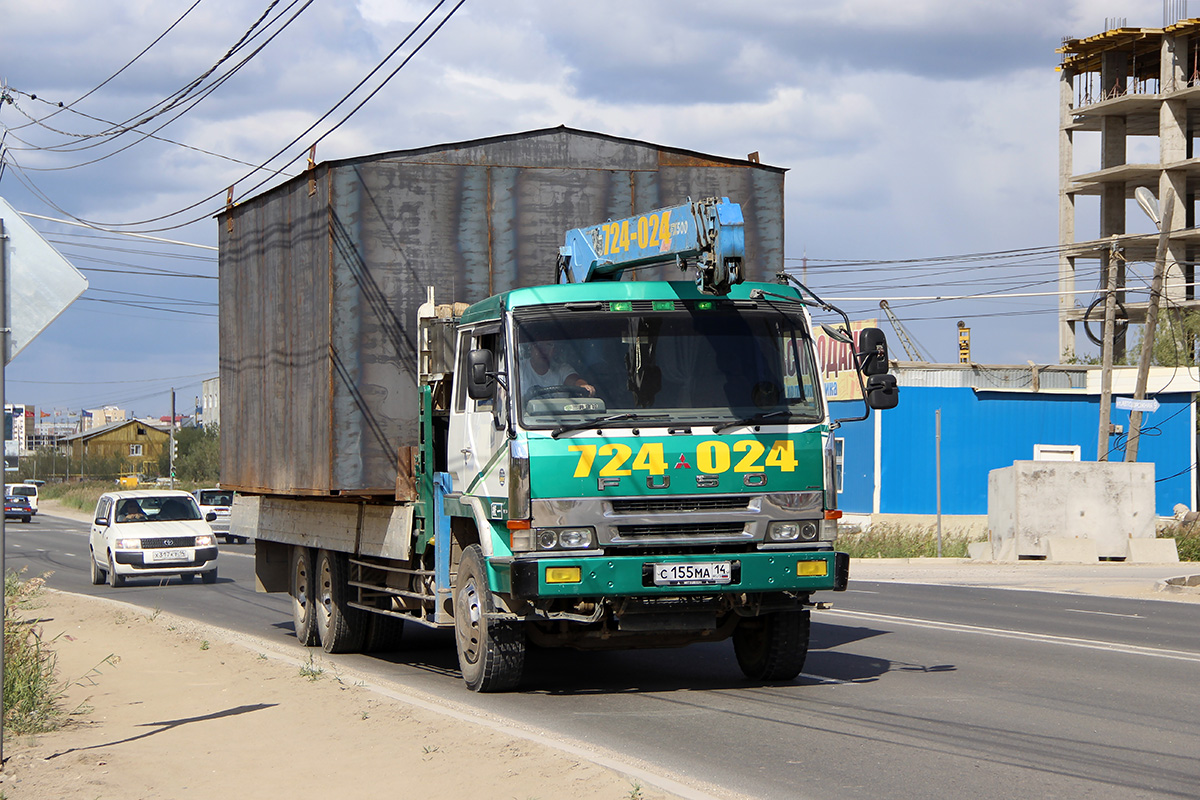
[610,496,751,515]
[614,522,747,538]
[140,537,198,548]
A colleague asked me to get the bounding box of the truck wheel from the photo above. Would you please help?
[290,546,320,647]
[364,613,406,653]
[453,544,524,692]
[107,552,126,588]
[315,549,366,654]
[733,608,811,682]
[90,549,105,585]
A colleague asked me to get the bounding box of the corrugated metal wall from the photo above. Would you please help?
[219,128,786,495]
[833,388,1194,517]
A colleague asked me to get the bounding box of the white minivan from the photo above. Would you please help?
[89,490,218,587]
[5,483,37,515]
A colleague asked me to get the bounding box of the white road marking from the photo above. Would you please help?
[821,608,1200,663]
[1065,608,1144,619]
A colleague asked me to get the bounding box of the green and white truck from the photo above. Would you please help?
[230,196,897,692]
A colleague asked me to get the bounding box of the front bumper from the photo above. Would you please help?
[113,547,218,573]
[507,550,848,600]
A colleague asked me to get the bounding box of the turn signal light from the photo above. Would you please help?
[797,561,828,577]
[545,566,582,584]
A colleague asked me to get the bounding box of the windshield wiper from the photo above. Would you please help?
[711,410,796,434]
[551,413,669,438]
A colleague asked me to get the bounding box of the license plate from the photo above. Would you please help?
[653,561,732,586]
[148,549,189,563]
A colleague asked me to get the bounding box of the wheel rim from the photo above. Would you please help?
[455,576,482,666]
[318,556,333,626]
[294,556,310,621]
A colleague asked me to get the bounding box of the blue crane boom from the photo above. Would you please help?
[557,197,746,295]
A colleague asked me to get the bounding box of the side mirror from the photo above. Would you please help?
[821,324,853,345]
[206,512,218,522]
[865,374,899,410]
[95,517,108,527]
[857,327,890,376]
[466,348,495,400]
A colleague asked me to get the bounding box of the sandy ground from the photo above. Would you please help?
[1,589,696,800]
[4,500,1195,798]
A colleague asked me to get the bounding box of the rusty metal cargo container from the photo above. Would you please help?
[218,126,787,496]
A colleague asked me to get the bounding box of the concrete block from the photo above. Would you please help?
[989,461,1155,558]
[1126,537,1180,563]
[1045,536,1099,563]
[967,541,992,561]
[993,539,1018,562]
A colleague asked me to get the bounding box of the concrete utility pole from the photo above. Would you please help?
[1097,237,1121,461]
[1127,188,1176,462]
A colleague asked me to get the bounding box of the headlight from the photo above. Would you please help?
[116,538,141,549]
[767,521,819,543]
[534,527,595,551]
[767,521,800,542]
[194,534,215,548]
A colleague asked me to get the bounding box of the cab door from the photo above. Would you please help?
[90,496,114,560]
[447,326,508,497]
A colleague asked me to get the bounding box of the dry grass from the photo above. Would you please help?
[837,523,985,559]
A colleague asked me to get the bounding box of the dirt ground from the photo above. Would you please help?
[0,590,696,800]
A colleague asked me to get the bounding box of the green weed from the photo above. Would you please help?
[837,523,984,559]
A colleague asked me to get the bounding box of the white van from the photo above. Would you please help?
[5,483,37,515]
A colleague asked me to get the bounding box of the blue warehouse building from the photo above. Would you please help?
[829,364,1198,519]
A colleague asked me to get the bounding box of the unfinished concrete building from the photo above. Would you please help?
[1058,14,1200,361]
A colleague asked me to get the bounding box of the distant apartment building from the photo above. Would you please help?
[4,403,36,455]
[201,377,220,428]
[83,405,127,431]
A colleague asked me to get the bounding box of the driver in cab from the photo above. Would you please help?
[520,340,596,396]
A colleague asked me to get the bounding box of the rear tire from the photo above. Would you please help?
[315,549,366,654]
[179,573,195,584]
[90,549,106,585]
[733,609,811,682]
[364,613,406,653]
[290,546,320,646]
[453,544,524,692]
[107,552,126,588]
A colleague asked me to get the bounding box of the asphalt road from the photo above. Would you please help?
[6,513,1200,800]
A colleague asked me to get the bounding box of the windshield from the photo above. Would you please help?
[116,495,202,523]
[513,304,823,429]
[198,490,233,506]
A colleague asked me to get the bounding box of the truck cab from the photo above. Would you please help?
[436,277,892,689]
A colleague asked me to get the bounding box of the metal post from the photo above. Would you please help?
[1128,189,1175,462]
[1,218,8,767]
[169,388,176,490]
[1097,238,1120,461]
[936,408,943,558]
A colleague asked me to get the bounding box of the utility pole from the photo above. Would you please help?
[1,218,9,767]
[1097,237,1120,461]
[169,388,176,490]
[1127,188,1175,462]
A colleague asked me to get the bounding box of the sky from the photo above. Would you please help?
[0,0,1181,420]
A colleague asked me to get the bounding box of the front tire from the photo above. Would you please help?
[315,549,365,654]
[179,573,195,584]
[453,545,524,692]
[290,546,320,646]
[201,568,217,585]
[733,609,811,682]
[107,552,126,588]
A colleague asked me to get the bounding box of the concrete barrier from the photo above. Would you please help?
[1126,537,1180,563]
[1045,536,1099,563]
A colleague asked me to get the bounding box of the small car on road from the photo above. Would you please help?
[193,488,242,543]
[89,490,218,587]
[5,494,32,523]
[4,483,38,515]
